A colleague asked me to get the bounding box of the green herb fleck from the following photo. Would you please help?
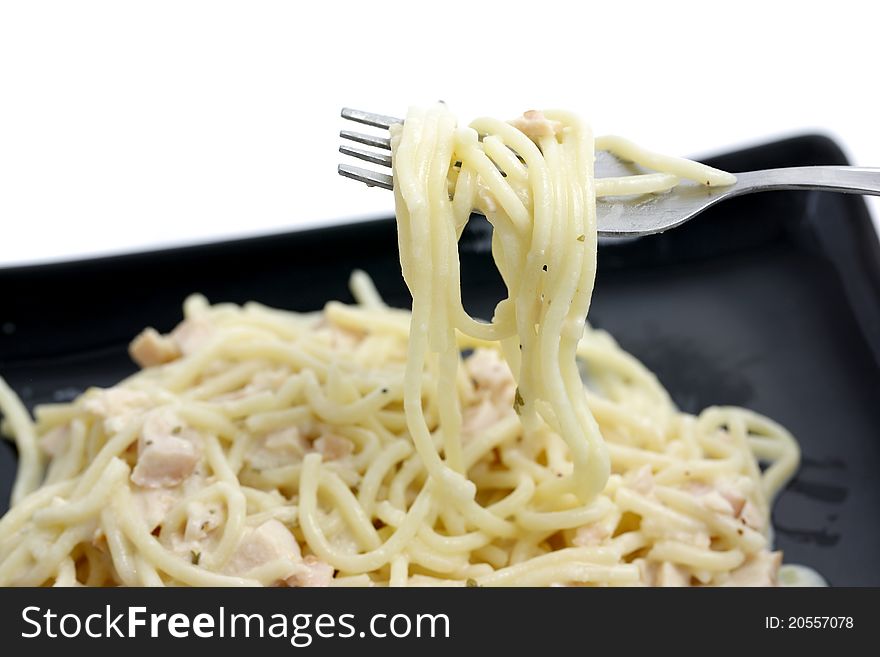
[190,550,201,565]
[466,578,479,587]
[576,234,585,242]
[513,388,524,415]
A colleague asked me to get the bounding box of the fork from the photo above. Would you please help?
[338,108,880,237]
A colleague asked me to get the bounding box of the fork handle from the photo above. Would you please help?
[735,166,880,196]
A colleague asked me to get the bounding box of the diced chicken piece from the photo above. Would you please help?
[739,501,765,531]
[171,318,214,355]
[216,368,294,402]
[329,526,361,556]
[82,388,151,434]
[641,517,711,549]
[132,468,206,532]
[466,349,513,390]
[132,448,198,489]
[313,433,354,460]
[83,387,148,416]
[465,348,516,407]
[40,425,69,458]
[132,486,181,531]
[509,110,563,141]
[247,427,308,470]
[723,551,782,587]
[129,328,181,368]
[131,410,199,488]
[656,562,690,587]
[265,427,302,450]
[700,490,736,516]
[626,464,654,495]
[573,523,611,547]
[684,480,738,517]
[286,555,334,587]
[224,519,302,576]
[718,485,747,517]
[184,501,223,543]
[462,398,502,435]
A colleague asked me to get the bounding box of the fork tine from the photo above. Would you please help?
[338,164,394,190]
[339,144,392,168]
[340,130,391,150]
[341,108,404,130]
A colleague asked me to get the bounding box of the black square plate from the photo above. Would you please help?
[2,135,878,585]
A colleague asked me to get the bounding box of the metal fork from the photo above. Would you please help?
[338,108,880,237]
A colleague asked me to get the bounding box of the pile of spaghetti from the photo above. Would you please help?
[0,105,800,586]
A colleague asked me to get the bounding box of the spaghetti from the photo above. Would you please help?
[0,105,802,586]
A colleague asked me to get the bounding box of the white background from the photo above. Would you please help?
[1,0,878,266]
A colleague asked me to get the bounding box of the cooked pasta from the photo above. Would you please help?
[0,105,805,586]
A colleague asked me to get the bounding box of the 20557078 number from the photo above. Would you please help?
[764,617,854,629]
